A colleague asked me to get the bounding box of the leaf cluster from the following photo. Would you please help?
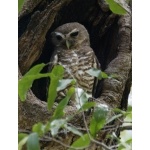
[18,64,132,150]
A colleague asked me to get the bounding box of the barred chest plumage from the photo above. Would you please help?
[56,47,97,94]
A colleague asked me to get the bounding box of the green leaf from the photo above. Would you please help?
[18,63,49,101]
[70,134,90,150]
[52,87,75,119]
[64,125,83,137]
[105,0,127,15]
[24,63,46,77]
[106,114,123,124]
[47,65,64,110]
[27,133,40,150]
[79,102,96,112]
[127,105,132,112]
[119,131,132,150]
[123,106,132,118]
[32,122,45,136]
[75,88,89,110]
[18,76,35,101]
[50,119,67,136]
[47,74,59,110]
[126,112,132,120]
[101,72,108,78]
[113,108,126,114]
[108,74,118,79]
[90,105,108,137]
[126,138,132,144]
[118,140,131,150]
[19,73,50,101]
[44,122,51,133]
[18,133,28,143]
[18,136,28,150]
[86,68,101,78]
[118,144,126,150]
[18,0,25,12]
[86,68,110,80]
[57,79,76,91]
[114,106,132,118]
[52,65,64,78]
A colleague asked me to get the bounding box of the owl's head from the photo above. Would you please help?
[51,22,90,50]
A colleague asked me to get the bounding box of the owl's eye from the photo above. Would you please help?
[56,35,63,41]
[70,31,79,37]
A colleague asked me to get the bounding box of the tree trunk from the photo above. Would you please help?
[18,0,131,149]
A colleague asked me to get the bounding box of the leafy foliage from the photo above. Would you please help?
[18,134,28,150]
[18,63,49,101]
[79,101,96,112]
[27,133,40,150]
[32,122,45,137]
[18,64,132,150]
[50,119,67,136]
[90,105,108,137]
[47,65,64,110]
[18,137,28,150]
[64,125,83,137]
[105,0,127,15]
[52,87,75,119]
[86,68,114,80]
[18,0,25,12]
[70,134,91,149]
[106,114,123,124]
[57,79,76,91]
[75,88,89,110]
[18,133,28,143]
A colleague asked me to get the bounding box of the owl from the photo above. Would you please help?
[48,22,100,105]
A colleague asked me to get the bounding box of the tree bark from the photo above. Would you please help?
[18,0,131,149]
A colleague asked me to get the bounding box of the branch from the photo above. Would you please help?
[19,0,72,74]
[96,12,131,109]
[120,125,132,131]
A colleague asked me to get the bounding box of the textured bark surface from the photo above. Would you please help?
[18,0,132,149]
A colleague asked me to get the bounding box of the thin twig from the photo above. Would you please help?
[18,129,31,134]
[110,144,119,149]
[120,125,132,131]
[102,124,132,131]
[40,136,89,150]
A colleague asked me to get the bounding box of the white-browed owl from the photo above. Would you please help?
[48,22,100,104]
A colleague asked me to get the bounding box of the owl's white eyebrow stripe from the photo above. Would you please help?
[69,28,79,34]
[55,32,65,38]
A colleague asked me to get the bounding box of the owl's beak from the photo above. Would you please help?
[66,40,70,49]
